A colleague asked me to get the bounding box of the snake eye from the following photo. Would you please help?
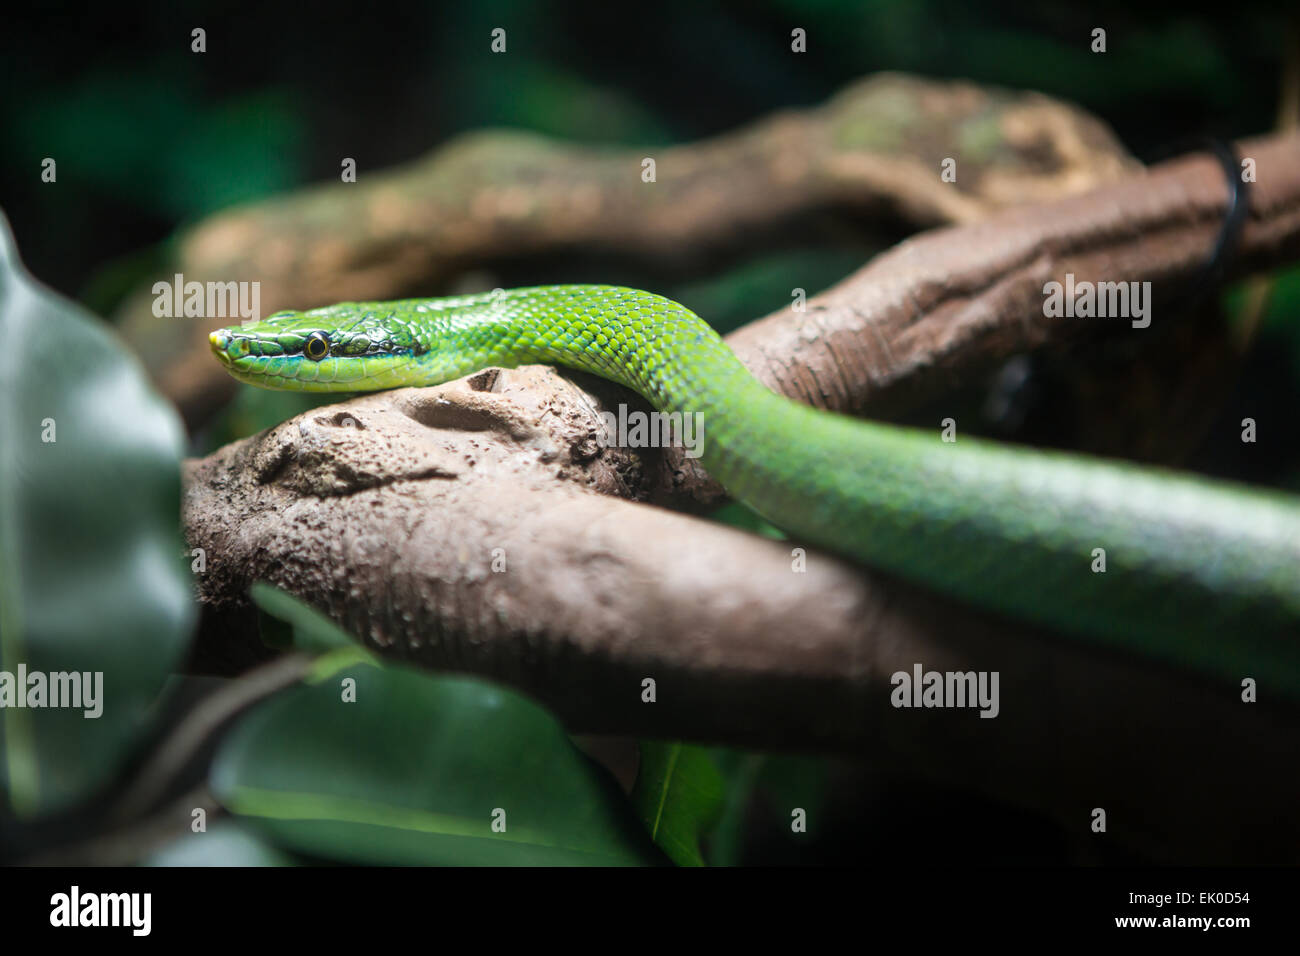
[304,332,330,361]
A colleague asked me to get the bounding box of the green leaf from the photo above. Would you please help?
[631,741,725,866]
[211,651,658,866]
[249,581,365,655]
[706,750,766,867]
[0,213,194,817]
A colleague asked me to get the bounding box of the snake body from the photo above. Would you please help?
[211,285,1300,691]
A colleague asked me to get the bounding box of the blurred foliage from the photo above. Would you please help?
[0,216,194,818]
[215,588,660,866]
[1228,264,1300,379]
[1216,265,1300,491]
[12,73,304,221]
[707,750,829,866]
[2,1,1292,296]
[212,661,661,865]
[146,821,297,867]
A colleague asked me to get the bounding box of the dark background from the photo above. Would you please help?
[2,1,1290,295]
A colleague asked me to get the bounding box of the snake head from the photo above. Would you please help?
[209,305,426,391]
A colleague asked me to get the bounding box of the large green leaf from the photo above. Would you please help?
[211,591,658,865]
[0,213,194,816]
[631,741,725,866]
[212,663,659,866]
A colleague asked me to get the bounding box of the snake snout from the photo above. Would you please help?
[209,329,234,364]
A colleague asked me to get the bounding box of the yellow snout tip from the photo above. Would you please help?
[209,330,233,365]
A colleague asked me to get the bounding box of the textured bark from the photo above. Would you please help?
[184,131,1300,862]
[116,73,1136,426]
[729,134,1299,413]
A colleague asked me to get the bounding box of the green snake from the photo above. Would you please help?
[210,285,1300,694]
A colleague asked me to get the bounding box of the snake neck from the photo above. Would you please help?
[407,284,775,415]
